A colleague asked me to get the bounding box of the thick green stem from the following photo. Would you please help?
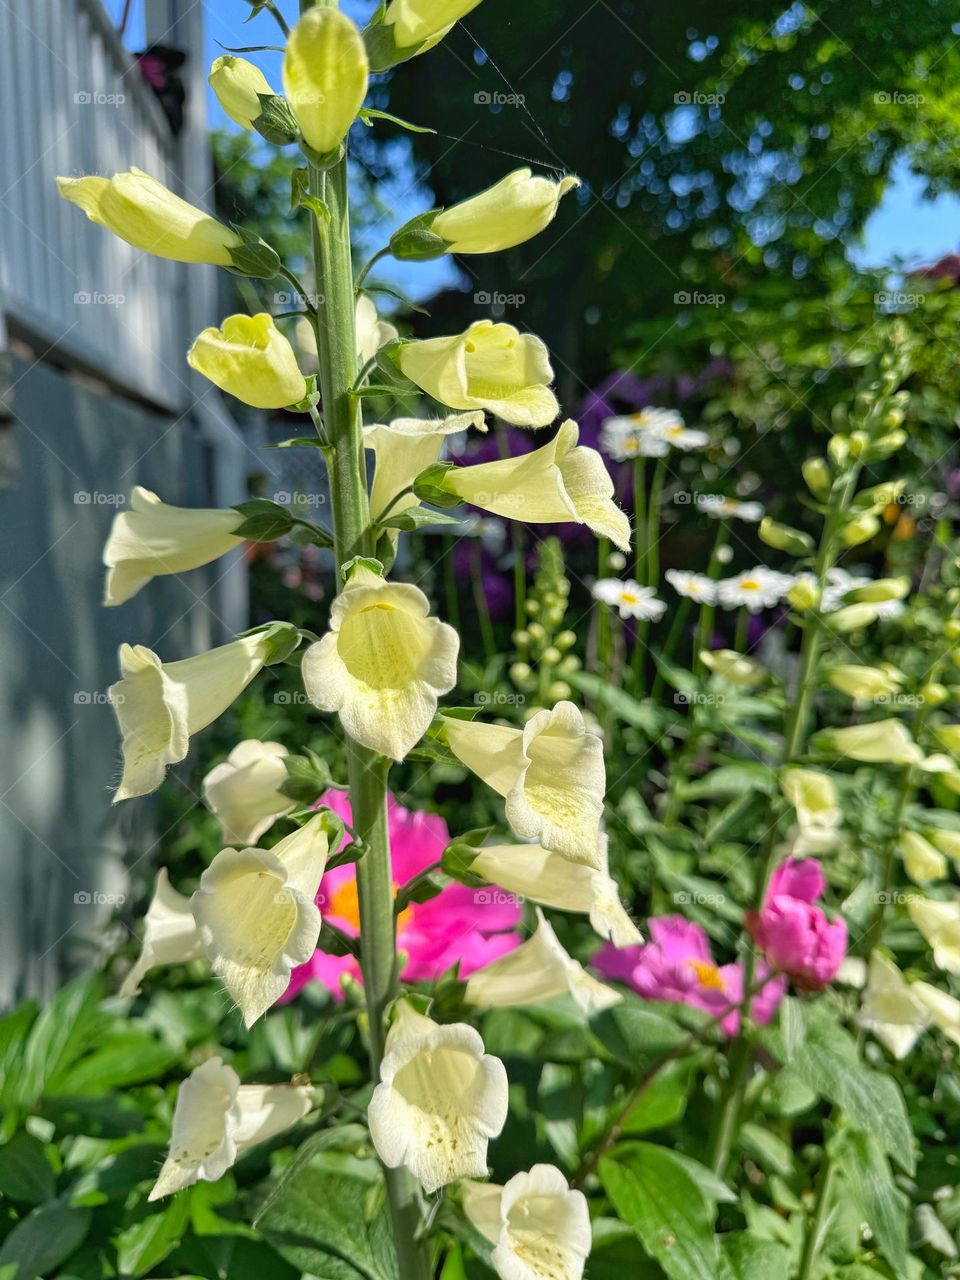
[301,7,428,1272]
[797,1150,836,1280]
[693,521,728,675]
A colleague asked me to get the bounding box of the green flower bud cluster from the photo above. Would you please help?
[511,538,579,708]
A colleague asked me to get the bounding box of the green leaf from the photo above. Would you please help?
[649,649,699,697]
[258,1162,399,1280]
[116,1197,191,1277]
[719,1234,792,1280]
[599,1145,719,1280]
[50,1035,177,1096]
[565,671,663,732]
[591,997,699,1065]
[359,107,437,135]
[232,498,295,542]
[679,762,778,801]
[0,1131,55,1204]
[0,1202,91,1279]
[379,506,462,533]
[787,1003,915,1173]
[738,1123,795,1178]
[620,1063,690,1135]
[14,975,102,1107]
[834,1129,909,1275]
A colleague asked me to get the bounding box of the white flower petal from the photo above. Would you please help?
[202,740,294,846]
[120,868,204,996]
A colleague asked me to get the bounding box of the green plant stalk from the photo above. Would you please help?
[705,465,862,1177]
[650,597,693,702]
[302,7,428,1271]
[693,521,729,674]
[645,454,668,593]
[733,606,748,653]
[632,455,647,583]
[470,540,497,662]
[797,1148,836,1280]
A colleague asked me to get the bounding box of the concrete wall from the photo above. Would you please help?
[0,355,247,1005]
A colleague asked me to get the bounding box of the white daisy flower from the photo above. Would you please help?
[697,495,765,523]
[664,569,716,604]
[592,578,667,621]
[716,567,794,613]
[657,423,710,451]
[600,407,683,461]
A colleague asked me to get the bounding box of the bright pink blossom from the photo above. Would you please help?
[283,791,523,1001]
[593,916,785,1036]
[747,856,847,991]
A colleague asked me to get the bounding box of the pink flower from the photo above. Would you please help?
[747,856,847,991]
[283,791,523,1001]
[593,916,785,1036]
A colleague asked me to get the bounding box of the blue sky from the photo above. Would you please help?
[105,0,960,282]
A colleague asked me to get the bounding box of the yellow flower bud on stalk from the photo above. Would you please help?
[283,7,368,156]
[57,167,241,265]
[209,56,274,130]
[759,516,814,555]
[188,314,308,409]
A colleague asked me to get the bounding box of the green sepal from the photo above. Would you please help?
[340,555,384,585]
[238,620,301,665]
[412,461,460,509]
[226,225,282,279]
[252,93,300,145]
[359,108,436,135]
[299,139,345,169]
[388,209,449,261]
[232,498,295,541]
[279,750,337,803]
[379,506,462,532]
[362,20,436,74]
[394,871,447,915]
[286,375,320,412]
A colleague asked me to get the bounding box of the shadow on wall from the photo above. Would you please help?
[0,355,246,1007]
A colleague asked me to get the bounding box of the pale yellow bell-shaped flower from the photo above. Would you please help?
[845,576,910,604]
[149,1057,313,1200]
[901,831,947,884]
[356,294,400,365]
[283,8,368,155]
[698,649,765,685]
[192,811,332,1025]
[829,602,880,632]
[209,56,273,130]
[813,718,923,766]
[119,868,204,997]
[431,170,580,255]
[202,740,295,847]
[909,896,960,974]
[912,980,960,1048]
[395,321,558,428]
[461,1164,591,1280]
[188,313,308,410]
[109,627,296,801]
[827,663,903,703]
[928,827,960,863]
[57,167,241,265]
[465,910,620,1015]
[301,566,458,762]
[440,420,631,551]
[470,836,641,947]
[859,952,932,1060]
[935,724,960,754]
[367,1001,508,1194]
[780,767,841,853]
[383,0,483,48]
[443,701,606,868]
[102,486,244,606]
[365,412,485,522]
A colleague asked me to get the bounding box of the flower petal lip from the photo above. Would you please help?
[368,1004,508,1193]
[119,868,204,997]
[57,167,240,265]
[301,571,459,761]
[103,485,244,606]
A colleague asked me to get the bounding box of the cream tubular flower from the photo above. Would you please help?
[780,768,841,833]
[367,1001,508,1194]
[209,56,274,130]
[860,952,931,1060]
[301,567,458,761]
[431,170,580,255]
[912,981,960,1048]
[441,420,631,550]
[909,897,960,974]
[202,740,295,846]
[366,411,485,522]
[110,628,295,801]
[443,701,606,868]
[57,168,241,265]
[901,831,947,884]
[471,837,641,946]
[383,0,484,49]
[699,649,765,686]
[188,314,308,409]
[813,718,924,766]
[462,1164,591,1280]
[150,1057,313,1200]
[465,911,620,1015]
[356,294,399,365]
[192,812,332,1025]
[283,8,368,155]
[119,869,203,997]
[103,486,244,606]
[827,664,904,703]
[395,321,559,428]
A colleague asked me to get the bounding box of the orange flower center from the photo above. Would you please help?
[330,877,412,932]
[689,960,725,991]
